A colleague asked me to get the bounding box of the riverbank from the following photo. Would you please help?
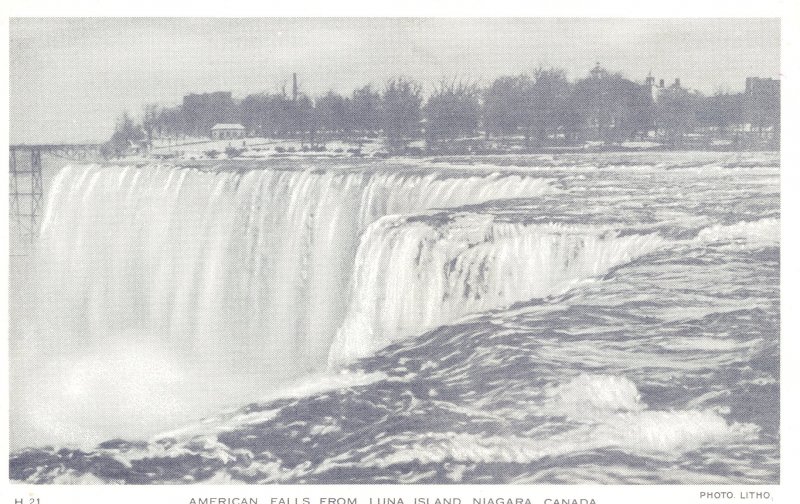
[105,134,780,165]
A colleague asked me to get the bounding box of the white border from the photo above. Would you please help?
[2,1,797,503]
[0,1,789,17]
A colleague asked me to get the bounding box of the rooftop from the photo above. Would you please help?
[211,123,245,130]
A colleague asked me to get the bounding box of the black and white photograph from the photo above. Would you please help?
[3,7,794,499]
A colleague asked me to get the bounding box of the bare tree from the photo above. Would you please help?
[424,78,481,149]
[141,104,159,147]
[655,84,700,147]
[382,78,423,149]
[484,75,530,138]
[103,111,145,158]
[350,85,382,135]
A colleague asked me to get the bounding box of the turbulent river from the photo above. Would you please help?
[9,152,779,484]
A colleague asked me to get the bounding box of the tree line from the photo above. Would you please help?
[107,65,779,156]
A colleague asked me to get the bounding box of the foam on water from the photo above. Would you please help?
[330,215,665,364]
[542,374,646,417]
[352,375,758,470]
[11,155,778,484]
[697,218,779,246]
[155,369,388,441]
[16,163,555,447]
[13,372,759,484]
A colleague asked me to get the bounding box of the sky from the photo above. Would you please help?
[9,18,780,144]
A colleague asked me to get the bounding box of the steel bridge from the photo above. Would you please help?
[9,143,103,252]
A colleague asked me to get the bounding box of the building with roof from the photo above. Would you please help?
[211,123,246,140]
[743,77,780,137]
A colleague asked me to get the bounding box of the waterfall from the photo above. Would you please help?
[32,165,555,377]
[17,165,680,440]
[19,162,678,446]
[329,213,666,364]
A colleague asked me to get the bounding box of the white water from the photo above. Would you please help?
[23,161,773,450]
[697,217,780,246]
[330,214,666,364]
[9,152,780,485]
[17,162,773,449]
[353,375,758,471]
[17,164,559,446]
[33,166,554,371]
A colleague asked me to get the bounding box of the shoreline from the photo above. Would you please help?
[96,149,780,170]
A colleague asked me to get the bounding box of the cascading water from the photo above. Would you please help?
[329,214,665,364]
[10,153,780,484]
[35,165,555,370]
[18,163,561,446]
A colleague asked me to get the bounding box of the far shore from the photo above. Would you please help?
[101,150,780,174]
[91,134,777,166]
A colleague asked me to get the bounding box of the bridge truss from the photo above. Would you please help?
[9,144,102,253]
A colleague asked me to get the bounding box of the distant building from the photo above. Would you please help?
[746,77,780,97]
[211,123,246,140]
[644,74,659,103]
[645,73,680,104]
[571,65,657,142]
[743,77,780,136]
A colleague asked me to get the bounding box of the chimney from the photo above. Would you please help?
[292,73,298,102]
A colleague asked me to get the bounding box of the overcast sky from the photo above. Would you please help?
[10,18,780,144]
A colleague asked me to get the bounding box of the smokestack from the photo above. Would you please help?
[293,73,298,102]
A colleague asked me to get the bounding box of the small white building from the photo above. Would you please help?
[211,123,246,140]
